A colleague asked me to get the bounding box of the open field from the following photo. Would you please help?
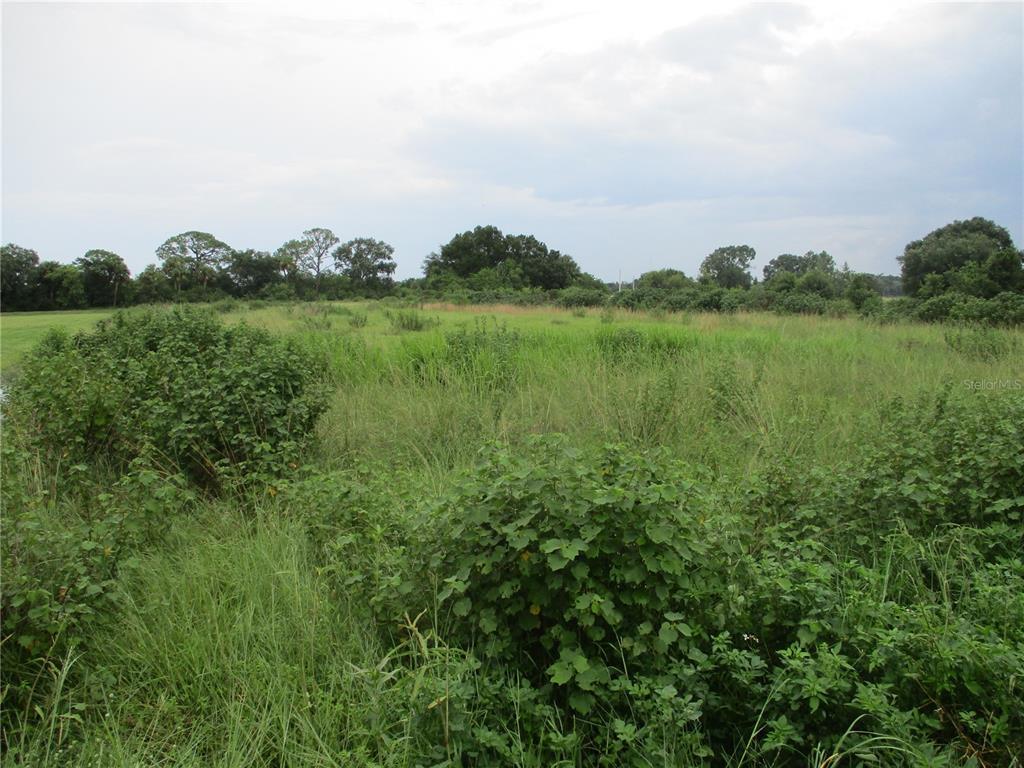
[2,302,1023,766]
[0,310,115,370]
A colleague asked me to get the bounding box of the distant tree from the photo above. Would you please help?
[796,269,835,298]
[844,273,881,309]
[763,251,835,281]
[36,261,86,310]
[160,254,192,298]
[274,239,306,286]
[156,232,232,291]
[700,245,755,289]
[424,226,582,290]
[635,269,695,291]
[226,249,285,296]
[76,249,130,307]
[505,234,580,289]
[134,265,174,304]
[333,238,397,292]
[874,274,903,297]
[425,225,509,281]
[571,271,610,291]
[299,228,339,298]
[1,243,41,311]
[898,217,1021,296]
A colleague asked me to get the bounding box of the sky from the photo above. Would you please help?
[2,0,1022,281]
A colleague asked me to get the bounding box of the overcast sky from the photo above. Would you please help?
[2,1,1021,280]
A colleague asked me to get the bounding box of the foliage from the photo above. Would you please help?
[424,225,581,290]
[762,251,835,280]
[75,250,130,307]
[333,237,397,292]
[700,245,756,289]
[899,217,1022,297]
[1,243,42,311]
[155,231,232,291]
[421,438,723,750]
[6,307,328,488]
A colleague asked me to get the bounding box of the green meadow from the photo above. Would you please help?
[2,302,1022,766]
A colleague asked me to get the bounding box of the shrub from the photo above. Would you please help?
[558,286,607,308]
[7,307,328,489]
[423,438,726,724]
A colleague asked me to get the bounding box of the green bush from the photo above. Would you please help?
[7,307,328,488]
[423,438,726,725]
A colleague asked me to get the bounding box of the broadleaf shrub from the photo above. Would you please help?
[7,307,328,488]
[421,438,731,734]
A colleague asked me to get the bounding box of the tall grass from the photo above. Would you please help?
[4,303,1022,766]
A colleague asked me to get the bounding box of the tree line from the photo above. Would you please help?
[0,229,399,311]
[2,218,1021,325]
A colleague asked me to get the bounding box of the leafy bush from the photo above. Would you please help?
[422,438,726,733]
[0,439,196,738]
[558,286,607,308]
[7,307,328,488]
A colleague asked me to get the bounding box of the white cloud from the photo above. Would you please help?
[2,1,1020,279]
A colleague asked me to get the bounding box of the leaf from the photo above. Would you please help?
[658,623,679,645]
[548,661,573,685]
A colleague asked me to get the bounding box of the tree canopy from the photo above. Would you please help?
[156,232,232,290]
[899,217,1021,297]
[699,245,755,289]
[763,251,835,281]
[333,238,397,292]
[77,249,130,307]
[1,244,41,310]
[424,226,581,290]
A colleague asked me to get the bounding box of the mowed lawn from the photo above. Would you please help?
[0,309,114,371]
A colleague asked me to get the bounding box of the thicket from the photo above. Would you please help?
[381,389,1023,764]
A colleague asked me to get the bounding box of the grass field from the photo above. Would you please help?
[2,302,1023,766]
[0,309,115,371]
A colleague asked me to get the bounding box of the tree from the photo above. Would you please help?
[156,231,232,290]
[506,234,580,289]
[160,255,191,298]
[274,239,306,287]
[299,227,339,297]
[636,269,695,291]
[333,238,397,292]
[76,249,130,307]
[424,225,508,281]
[763,251,835,281]
[226,249,285,296]
[700,245,755,289]
[424,226,583,290]
[1,243,41,311]
[796,270,835,298]
[844,273,881,309]
[898,217,1020,297]
[134,265,174,304]
[36,261,86,310]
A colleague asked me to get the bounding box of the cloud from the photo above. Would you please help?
[2,1,1020,280]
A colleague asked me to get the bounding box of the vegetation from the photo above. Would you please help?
[4,217,1022,329]
[1,300,1022,766]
